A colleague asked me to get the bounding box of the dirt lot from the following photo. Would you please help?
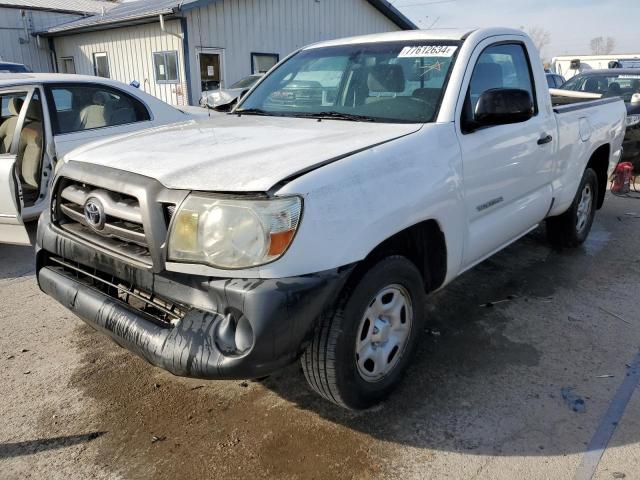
[1,194,639,480]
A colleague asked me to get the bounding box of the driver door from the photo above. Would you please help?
[0,88,35,245]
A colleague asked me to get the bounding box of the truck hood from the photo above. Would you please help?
[67,115,422,192]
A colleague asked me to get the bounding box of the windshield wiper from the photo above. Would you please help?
[294,111,377,122]
[234,108,273,117]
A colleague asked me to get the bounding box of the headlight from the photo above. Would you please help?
[168,194,302,269]
[627,114,640,127]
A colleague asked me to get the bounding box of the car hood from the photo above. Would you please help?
[66,115,422,192]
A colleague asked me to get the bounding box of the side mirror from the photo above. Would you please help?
[471,88,534,130]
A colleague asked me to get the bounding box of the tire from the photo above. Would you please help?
[546,168,598,247]
[301,256,425,409]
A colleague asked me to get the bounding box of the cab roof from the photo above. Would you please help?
[0,72,131,87]
[571,68,640,75]
[304,27,527,49]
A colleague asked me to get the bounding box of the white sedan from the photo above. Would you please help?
[0,73,193,245]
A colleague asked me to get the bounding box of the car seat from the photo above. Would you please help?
[74,91,112,130]
[0,97,24,153]
[17,97,43,190]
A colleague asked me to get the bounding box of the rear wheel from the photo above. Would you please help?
[301,256,425,409]
[546,168,598,247]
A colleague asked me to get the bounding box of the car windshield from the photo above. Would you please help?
[561,72,640,102]
[230,75,261,89]
[237,41,460,123]
[0,63,29,73]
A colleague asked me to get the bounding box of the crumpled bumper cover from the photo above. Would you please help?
[36,218,353,380]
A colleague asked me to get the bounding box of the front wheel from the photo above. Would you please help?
[546,167,598,247]
[301,256,425,409]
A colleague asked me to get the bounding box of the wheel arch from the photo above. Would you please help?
[586,143,610,209]
[349,219,448,294]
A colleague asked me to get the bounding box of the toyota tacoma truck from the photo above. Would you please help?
[34,28,626,409]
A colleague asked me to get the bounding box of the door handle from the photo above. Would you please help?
[537,134,553,145]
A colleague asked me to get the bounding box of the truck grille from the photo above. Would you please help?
[47,255,186,327]
[55,179,152,264]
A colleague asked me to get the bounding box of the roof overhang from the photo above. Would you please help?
[40,13,178,37]
[39,0,416,37]
[365,0,417,30]
[0,3,97,15]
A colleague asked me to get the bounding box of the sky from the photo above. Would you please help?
[392,0,640,60]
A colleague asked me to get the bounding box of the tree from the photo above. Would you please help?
[528,27,551,56]
[590,37,616,55]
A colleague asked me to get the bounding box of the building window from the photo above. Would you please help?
[251,53,279,74]
[92,52,110,78]
[60,57,76,74]
[153,51,179,83]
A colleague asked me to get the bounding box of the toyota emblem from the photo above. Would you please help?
[84,198,106,231]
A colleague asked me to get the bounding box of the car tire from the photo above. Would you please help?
[301,256,425,409]
[546,167,598,247]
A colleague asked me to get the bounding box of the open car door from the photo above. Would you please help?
[0,88,34,245]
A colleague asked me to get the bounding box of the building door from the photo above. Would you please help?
[92,52,110,78]
[196,48,225,96]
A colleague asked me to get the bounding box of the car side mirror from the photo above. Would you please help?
[471,88,534,130]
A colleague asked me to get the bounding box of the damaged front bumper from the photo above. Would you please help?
[36,216,353,380]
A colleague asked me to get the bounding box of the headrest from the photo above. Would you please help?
[368,64,406,93]
[608,82,621,94]
[584,77,602,92]
[92,91,110,106]
[25,98,42,121]
[471,63,504,92]
[7,97,24,116]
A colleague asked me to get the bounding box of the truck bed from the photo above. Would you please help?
[553,96,621,114]
[549,88,618,112]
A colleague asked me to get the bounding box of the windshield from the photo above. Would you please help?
[561,72,640,102]
[230,75,261,89]
[237,41,460,123]
[0,63,29,73]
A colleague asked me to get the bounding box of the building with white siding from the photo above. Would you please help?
[38,0,415,106]
[0,0,115,72]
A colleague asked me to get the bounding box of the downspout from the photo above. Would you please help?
[159,13,192,105]
[159,14,184,40]
[48,37,58,73]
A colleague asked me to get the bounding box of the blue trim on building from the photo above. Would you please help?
[175,0,223,14]
[48,37,58,72]
[180,16,194,106]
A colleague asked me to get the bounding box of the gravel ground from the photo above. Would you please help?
[1,194,639,480]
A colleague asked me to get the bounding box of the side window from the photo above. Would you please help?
[467,43,536,118]
[47,85,151,135]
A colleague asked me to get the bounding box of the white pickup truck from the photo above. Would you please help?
[35,28,626,409]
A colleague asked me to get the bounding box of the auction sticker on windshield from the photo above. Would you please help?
[398,45,458,58]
